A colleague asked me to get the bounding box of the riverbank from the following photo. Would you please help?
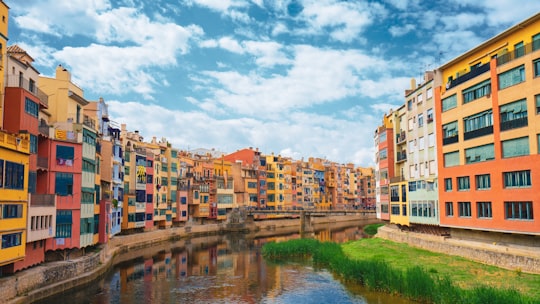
[264,238,540,304]
[376,225,540,274]
[1,214,376,304]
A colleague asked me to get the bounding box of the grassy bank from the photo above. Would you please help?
[363,223,385,236]
[262,238,540,304]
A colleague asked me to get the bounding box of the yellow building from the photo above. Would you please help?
[0,1,8,129]
[0,131,30,275]
[214,157,234,220]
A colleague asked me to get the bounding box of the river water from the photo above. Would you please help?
[37,223,413,304]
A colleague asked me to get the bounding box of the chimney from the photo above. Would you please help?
[410,78,416,90]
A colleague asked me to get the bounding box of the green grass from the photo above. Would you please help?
[363,223,385,236]
[342,238,540,299]
[262,238,540,304]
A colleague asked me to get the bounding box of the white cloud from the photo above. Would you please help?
[218,36,245,54]
[12,0,111,36]
[192,45,405,117]
[293,0,387,43]
[108,100,379,166]
[389,24,416,37]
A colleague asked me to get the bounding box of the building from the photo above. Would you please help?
[0,131,30,275]
[0,1,8,129]
[3,45,56,271]
[434,13,540,239]
[374,112,395,220]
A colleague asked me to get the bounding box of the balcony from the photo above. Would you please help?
[39,125,50,137]
[396,131,406,145]
[29,194,55,207]
[390,176,405,183]
[396,151,407,163]
[463,125,493,140]
[497,41,538,66]
[443,135,459,145]
[83,115,96,130]
[500,117,528,131]
[447,63,490,90]
[37,156,49,170]
[6,75,49,107]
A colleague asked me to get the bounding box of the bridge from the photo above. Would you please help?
[246,209,376,236]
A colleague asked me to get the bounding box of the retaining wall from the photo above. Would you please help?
[376,225,540,274]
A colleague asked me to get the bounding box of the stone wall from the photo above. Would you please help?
[376,225,540,274]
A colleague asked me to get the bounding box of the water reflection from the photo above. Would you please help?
[37,224,412,304]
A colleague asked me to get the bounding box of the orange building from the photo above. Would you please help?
[375,112,395,220]
[435,12,540,237]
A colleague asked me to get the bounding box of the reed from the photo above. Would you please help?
[262,239,539,304]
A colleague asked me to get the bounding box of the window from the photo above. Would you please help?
[428,133,435,147]
[457,176,470,191]
[444,178,452,191]
[458,202,471,217]
[463,110,493,139]
[498,65,525,89]
[417,93,423,103]
[505,202,533,220]
[56,145,74,160]
[4,161,25,190]
[3,204,23,218]
[534,33,540,51]
[534,59,540,77]
[477,202,492,218]
[442,94,457,112]
[536,95,540,114]
[378,131,387,143]
[30,135,38,154]
[463,79,491,104]
[391,204,400,215]
[418,136,425,150]
[24,98,39,117]
[2,233,22,248]
[0,159,3,188]
[475,174,491,190]
[408,181,416,192]
[427,108,433,123]
[502,136,529,158]
[407,99,413,110]
[426,87,433,99]
[500,99,528,131]
[418,113,424,127]
[442,121,458,143]
[379,148,387,161]
[503,170,531,188]
[465,144,494,164]
[514,41,524,58]
[390,185,399,202]
[444,151,459,167]
[445,202,454,216]
[55,173,73,195]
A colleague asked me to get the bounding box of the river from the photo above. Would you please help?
[36,222,413,304]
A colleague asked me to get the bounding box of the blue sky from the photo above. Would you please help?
[7,0,540,166]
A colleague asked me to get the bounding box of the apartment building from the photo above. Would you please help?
[0,131,30,275]
[3,45,56,271]
[405,75,439,228]
[374,112,394,220]
[434,13,540,238]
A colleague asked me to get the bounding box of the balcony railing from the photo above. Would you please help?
[38,125,50,137]
[497,41,539,66]
[447,63,490,90]
[463,125,493,140]
[37,156,48,170]
[396,131,406,144]
[389,176,405,183]
[29,194,55,207]
[500,117,528,131]
[443,135,459,145]
[5,75,49,107]
[396,151,407,163]
[83,115,96,130]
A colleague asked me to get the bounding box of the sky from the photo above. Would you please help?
[7,1,540,167]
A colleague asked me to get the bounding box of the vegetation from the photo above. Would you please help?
[362,223,385,236]
[262,238,540,304]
